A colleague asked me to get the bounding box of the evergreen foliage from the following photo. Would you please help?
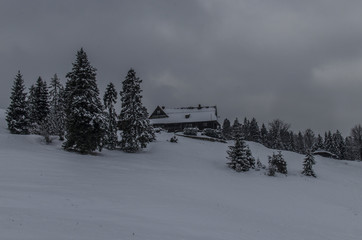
[63,48,105,154]
[268,119,290,150]
[27,77,50,134]
[222,118,232,140]
[324,131,335,154]
[242,117,250,140]
[249,117,260,142]
[303,129,315,151]
[226,129,251,172]
[48,74,65,140]
[333,130,345,159]
[268,151,287,174]
[302,150,316,177]
[287,131,296,152]
[296,131,305,154]
[350,125,362,160]
[312,134,324,152]
[267,162,276,176]
[260,123,268,145]
[119,68,155,153]
[231,118,241,139]
[6,71,29,134]
[103,82,118,150]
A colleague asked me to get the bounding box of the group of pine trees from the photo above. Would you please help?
[6,48,154,154]
[222,117,362,161]
[227,130,317,177]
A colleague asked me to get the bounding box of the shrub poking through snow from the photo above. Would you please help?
[226,130,252,172]
[268,151,287,175]
[170,136,178,143]
[202,128,223,139]
[267,162,276,176]
[255,158,266,171]
[302,150,316,177]
[183,127,198,136]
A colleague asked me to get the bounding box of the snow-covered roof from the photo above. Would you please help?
[150,106,218,124]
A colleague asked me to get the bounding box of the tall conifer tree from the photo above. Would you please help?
[103,82,118,150]
[6,71,29,134]
[48,74,65,140]
[119,68,155,153]
[29,77,49,134]
[63,48,105,153]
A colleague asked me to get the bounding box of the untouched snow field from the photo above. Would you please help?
[0,109,361,240]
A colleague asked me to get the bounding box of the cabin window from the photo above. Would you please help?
[157,110,161,114]
[185,114,190,119]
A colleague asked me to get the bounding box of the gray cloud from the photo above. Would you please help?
[1,0,362,136]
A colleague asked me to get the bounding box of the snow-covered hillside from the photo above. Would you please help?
[0,109,361,240]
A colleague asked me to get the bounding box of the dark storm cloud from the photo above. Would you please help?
[1,0,362,135]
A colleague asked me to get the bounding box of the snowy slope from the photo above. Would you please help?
[0,109,361,240]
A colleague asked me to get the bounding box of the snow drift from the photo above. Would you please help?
[0,109,361,240]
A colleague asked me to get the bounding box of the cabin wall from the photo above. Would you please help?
[153,121,219,132]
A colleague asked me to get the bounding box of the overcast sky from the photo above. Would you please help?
[1,0,362,136]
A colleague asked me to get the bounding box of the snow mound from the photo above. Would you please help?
[0,109,361,240]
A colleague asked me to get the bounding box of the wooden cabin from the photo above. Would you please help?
[149,105,220,132]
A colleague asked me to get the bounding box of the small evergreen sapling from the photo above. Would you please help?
[267,161,276,176]
[170,136,178,143]
[302,150,316,177]
[226,130,252,172]
[268,151,287,175]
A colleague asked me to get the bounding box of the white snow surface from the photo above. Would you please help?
[0,109,361,240]
[150,107,217,124]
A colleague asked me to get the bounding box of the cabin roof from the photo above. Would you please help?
[149,106,218,124]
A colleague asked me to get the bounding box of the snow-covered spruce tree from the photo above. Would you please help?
[268,151,287,174]
[304,129,315,151]
[103,82,118,150]
[296,131,305,154]
[242,117,250,140]
[222,118,232,140]
[226,129,251,172]
[6,71,29,134]
[267,161,276,176]
[119,68,155,153]
[333,130,345,159]
[29,77,50,134]
[312,134,324,152]
[323,131,335,153]
[48,74,65,140]
[63,48,105,154]
[249,117,260,142]
[302,150,316,177]
[260,123,268,146]
[231,118,241,139]
[246,146,255,169]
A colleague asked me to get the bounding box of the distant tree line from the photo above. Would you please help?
[6,48,155,154]
[222,117,362,161]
